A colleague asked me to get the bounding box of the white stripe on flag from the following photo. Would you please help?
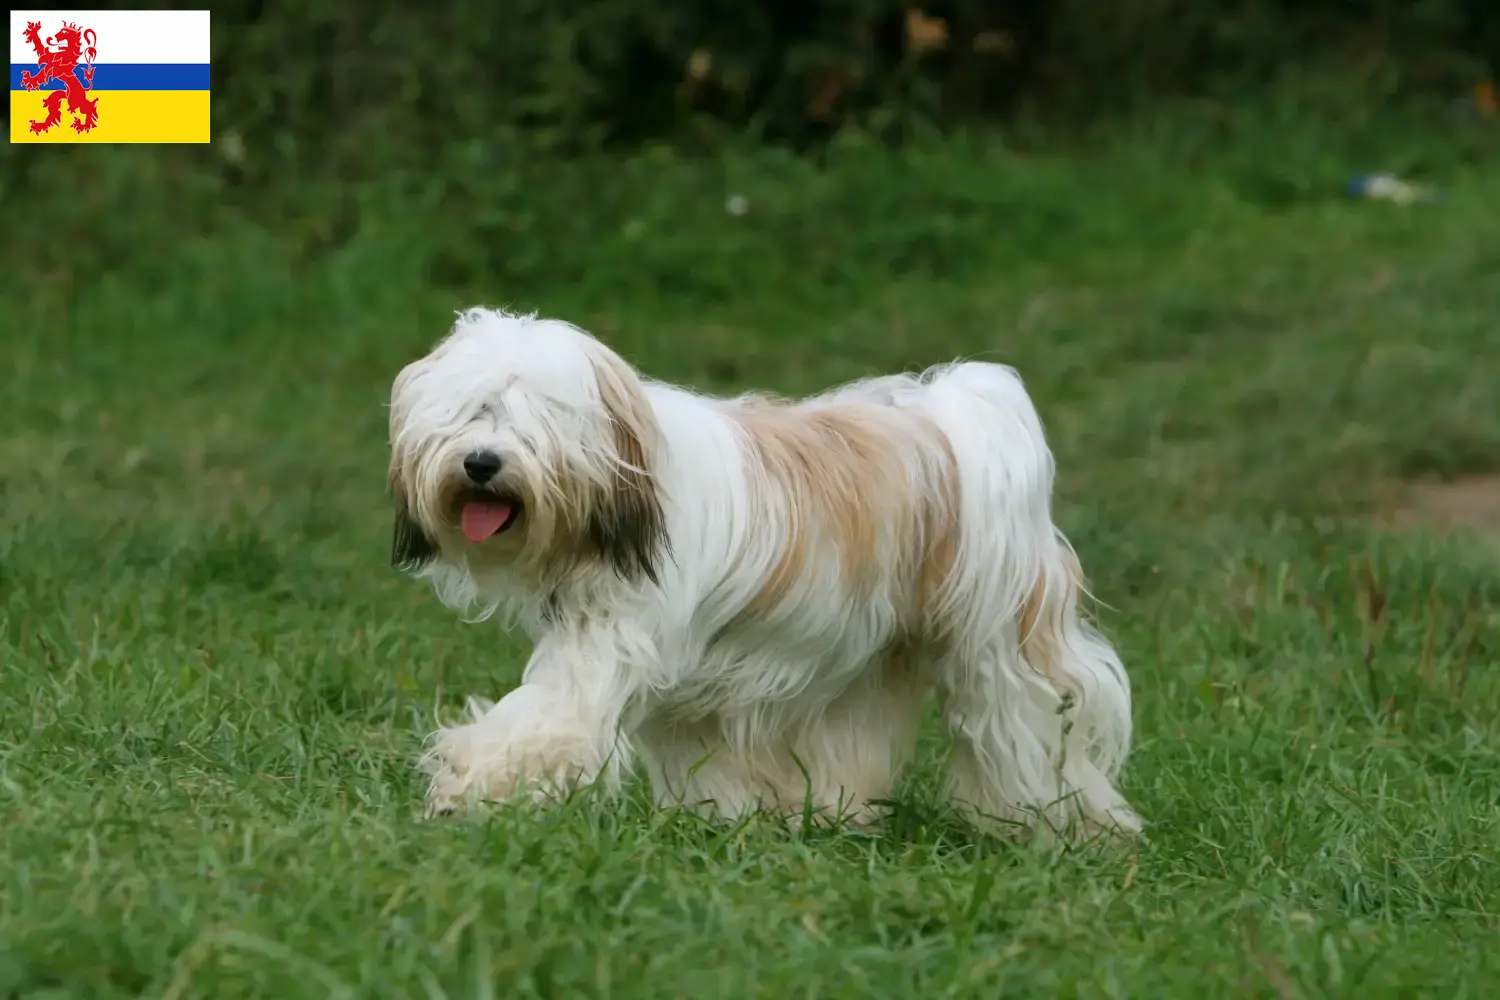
[9,10,210,65]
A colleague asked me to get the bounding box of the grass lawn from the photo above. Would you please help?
[3,108,1500,997]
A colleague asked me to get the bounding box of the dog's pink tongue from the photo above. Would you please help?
[461,500,512,542]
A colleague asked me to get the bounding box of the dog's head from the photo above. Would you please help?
[387,308,668,603]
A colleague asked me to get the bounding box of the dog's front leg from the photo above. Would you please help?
[420,628,643,817]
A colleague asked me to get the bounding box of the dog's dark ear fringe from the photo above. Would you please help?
[586,482,669,586]
[581,347,673,586]
[392,504,438,571]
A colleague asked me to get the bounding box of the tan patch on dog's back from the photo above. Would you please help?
[730,398,959,627]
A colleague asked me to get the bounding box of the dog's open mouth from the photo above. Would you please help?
[459,494,522,542]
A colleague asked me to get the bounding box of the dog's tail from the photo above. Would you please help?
[899,361,1138,834]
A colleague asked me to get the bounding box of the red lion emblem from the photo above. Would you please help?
[19,19,100,135]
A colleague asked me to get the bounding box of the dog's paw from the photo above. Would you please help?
[417,686,605,819]
[422,766,473,818]
[418,720,482,817]
[421,724,514,817]
[422,763,575,817]
[418,725,587,818]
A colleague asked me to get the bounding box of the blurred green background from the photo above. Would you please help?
[2,3,1499,998]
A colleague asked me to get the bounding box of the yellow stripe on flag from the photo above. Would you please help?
[10,89,210,144]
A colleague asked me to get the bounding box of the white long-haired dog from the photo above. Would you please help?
[388,307,1140,838]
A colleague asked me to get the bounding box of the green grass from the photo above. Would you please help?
[3,106,1500,997]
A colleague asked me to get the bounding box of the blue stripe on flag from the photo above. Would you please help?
[9,63,210,91]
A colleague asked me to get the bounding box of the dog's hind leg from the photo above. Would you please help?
[935,548,1140,841]
[904,360,1140,840]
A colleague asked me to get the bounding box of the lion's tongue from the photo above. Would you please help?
[461,500,513,542]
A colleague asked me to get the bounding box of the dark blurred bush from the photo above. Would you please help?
[2,0,1496,284]
[202,0,1494,161]
[2,0,1493,184]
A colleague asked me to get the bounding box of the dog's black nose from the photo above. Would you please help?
[463,450,502,484]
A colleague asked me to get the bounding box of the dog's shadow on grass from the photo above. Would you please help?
[457,774,1126,870]
[421,744,1137,870]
